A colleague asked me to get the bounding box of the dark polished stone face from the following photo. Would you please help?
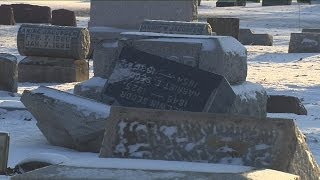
[103,47,235,112]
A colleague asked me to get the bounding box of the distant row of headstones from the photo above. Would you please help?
[0,4,76,26]
[216,0,312,7]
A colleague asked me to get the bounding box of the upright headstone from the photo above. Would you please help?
[288,33,320,53]
[17,24,90,59]
[262,0,292,6]
[302,28,320,33]
[11,4,51,23]
[0,132,9,175]
[216,0,246,7]
[0,5,15,25]
[0,54,17,93]
[207,17,240,39]
[52,9,76,27]
[100,106,320,180]
[89,0,197,29]
[139,20,212,35]
[238,29,273,46]
[102,47,236,113]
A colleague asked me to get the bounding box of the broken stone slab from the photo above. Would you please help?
[267,95,307,115]
[207,17,240,39]
[11,158,300,180]
[100,106,320,180]
[20,86,111,152]
[0,53,17,93]
[73,77,107,102]
[262,0,292,6]
[288,33,320,53]
[52,9,76,27]
[18,56,89,83]
[11,4,51,23]
[139,20,213,35]
[238,29,273,46]
[0,5,15,25]
[95,32,247,84]
[0,132,9,175]
[89,0,197,29]
[302,28,320,33]
[17,24,90,59]
[102,46,236,113]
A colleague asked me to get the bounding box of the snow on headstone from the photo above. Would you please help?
[0,53,17,93]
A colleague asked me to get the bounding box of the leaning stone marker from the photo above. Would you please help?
[0,132,9,175]
[207,17,240,39]
[17,24,90,59]
[52,9,77,27]
[139,20,212,35]
[0,53,18,93]
[0,5,15,25]
[288,33,320,53]
[100,106,320,180]
[102,47,236,113]
[21,86,111,152]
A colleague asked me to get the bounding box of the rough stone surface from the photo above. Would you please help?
[17,24,90,59]
[89,0,197,29]
[100,106,320,180]
[0,5,15,25]
[74,77,107,102]
[288,33,320,53]
[11,161,300,180]
[262,0,292,6]
[18,56,89,83]
[0,53,17,93]
[139,20,212,35]
[0,132,9,174]
[238,29,273,46]
[102,47,236,113]
[267,95,307,115]
[11,4,51,23]
[207,17,240,39]
[20,86,111,152]
[52,9,76,27]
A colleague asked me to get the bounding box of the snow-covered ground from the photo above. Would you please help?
[0,0,320,178]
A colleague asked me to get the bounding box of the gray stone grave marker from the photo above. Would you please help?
[0,53,17,93]
[0,132,9,175]
[207,17,240,39]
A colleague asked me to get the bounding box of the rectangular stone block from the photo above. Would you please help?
[262,0,292,6]
[0,54,17,93]
[0,5,15,25]
[0,132,9,175]
[18,57,89,83]
[288,33,320,53]
[139,20,212,35]
[100,106,320,180]
[238,29,273,46]
[302,28,320,33]
[102,47,236,113]
[207,17,240,39]
[11,4,51,23]
[89,0,197,29]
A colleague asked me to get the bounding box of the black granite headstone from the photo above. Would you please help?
[103,47,236,113]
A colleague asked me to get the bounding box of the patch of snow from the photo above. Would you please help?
[160,126,177,139]
[255,144,270,151]
[232,82,265,101]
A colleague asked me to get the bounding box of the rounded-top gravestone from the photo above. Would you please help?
[0,53,18,93]
[0,5,15,25]
[17,24,90,59]
[52,9,77,27]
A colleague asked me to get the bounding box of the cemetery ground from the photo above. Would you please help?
[0,0,320,178]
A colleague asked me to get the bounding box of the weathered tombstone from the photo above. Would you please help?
[267,95,307,115]
[262,0,292,6]
[17,24,90,59]
[207,17,240,39]
[21,86,111,152]
[238,29,273,46]
[288,33,320,53]
[0,132,9,175]
[102,47,236,113]
[52,9,76,27]
[216,0,246,7]
[89,0,197,29]
[139,20,212,35]
[0,53,17,93]
[100,106,320,180]
[18,57,89,83]
[302,28,320,33]
[11,4,51,23]
[0,5,15,25]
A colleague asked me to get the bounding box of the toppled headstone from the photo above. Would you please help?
[11,4,51,23]
[207,17,240,39]
[139,20,212,35]
[100,106,320,180]
[0,5,15,25]
[89,0,197,29]
[52,9,76,27]
[262,0,292,6]
[0,132,9,175]
[20,86,111,152]
[102,46,236,113]
[288,33,320,53]
[17,24,90,59]
[0,53,17,93]
[267,95,307,115]
[302,28,320,33]
[74,77,107,102]
[18,57,89,83]
[11,159,300,180]
[238,29,273,46]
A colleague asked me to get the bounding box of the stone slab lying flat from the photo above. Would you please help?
[100,106,320,180]
[11,158,300,180]
[18,57,89,83]
[288,33,320,53]
[20,86,111,152]
[238,29,273,46]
